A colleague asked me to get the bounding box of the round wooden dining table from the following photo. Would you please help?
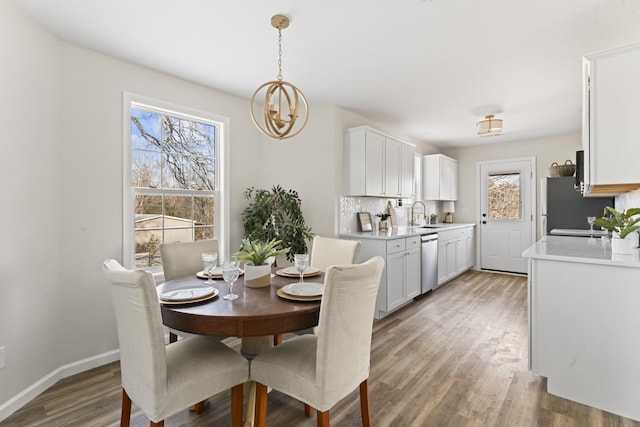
[160,268,323,426]
[160,268,322,356]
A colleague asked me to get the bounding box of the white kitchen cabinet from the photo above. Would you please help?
[582,42,640,196]
[347,235,421,319]
[344,126,415,197]
[436,225,475,286]
[422,154,458,201]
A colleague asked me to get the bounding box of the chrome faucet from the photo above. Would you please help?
[410,201,426,226]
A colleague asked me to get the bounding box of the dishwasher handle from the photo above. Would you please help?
[421,234,438,242]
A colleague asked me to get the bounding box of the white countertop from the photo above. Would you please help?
[523,235,640,268]
[340,223,475,240]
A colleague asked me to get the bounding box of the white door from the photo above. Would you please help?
[478,158,535,274]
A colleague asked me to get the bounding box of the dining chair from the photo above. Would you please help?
[102,259,249,427]
[251,256,385,427]
[277,235,362,343]
[309,235,362,272]
[160,239,218,343]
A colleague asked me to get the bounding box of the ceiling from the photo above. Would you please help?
[10,0,640,147]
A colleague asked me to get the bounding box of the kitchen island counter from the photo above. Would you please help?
[523,235,640,268]
[524,235,640,422]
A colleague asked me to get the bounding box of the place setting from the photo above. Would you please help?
[196,252,244,281]
[276,253,324,302]
[157,283,219,305]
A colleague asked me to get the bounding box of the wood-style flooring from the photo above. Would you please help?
[3,270,639,427]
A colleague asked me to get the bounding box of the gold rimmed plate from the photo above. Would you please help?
[275,267,321,278]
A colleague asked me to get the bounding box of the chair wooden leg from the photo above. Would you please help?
[304,403,314,417]
[169,332,178,343]
[359,379,372,427]
[231,384,244,427]
[273,334,283,346]
[121,389,132,427]
[254,382,268,427]
[317,410,330,427]
[193,400,206,414]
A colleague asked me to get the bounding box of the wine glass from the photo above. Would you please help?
[294,254,309,284]
[222,260,240,300]
[587,216,596,233]
[201,252,218,285]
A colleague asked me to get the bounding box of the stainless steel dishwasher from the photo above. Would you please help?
[421,233,438,294]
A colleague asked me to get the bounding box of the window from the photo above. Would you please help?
[123,94,228,271]
[488,172,522,220]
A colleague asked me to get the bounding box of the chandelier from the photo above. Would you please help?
[250,15,309,140]
[476,115,503,136]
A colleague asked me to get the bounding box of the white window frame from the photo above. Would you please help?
[122,92,230,272]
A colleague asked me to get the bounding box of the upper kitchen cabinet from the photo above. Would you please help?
[344,126,415,197]
[582,42,640,196]
[422,154,458,201]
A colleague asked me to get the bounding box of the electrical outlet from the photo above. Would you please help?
[0,346,5,370]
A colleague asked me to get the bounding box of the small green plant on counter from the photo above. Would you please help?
[234,238,290,266]
[376,212,391,221]
[594,207,640,239]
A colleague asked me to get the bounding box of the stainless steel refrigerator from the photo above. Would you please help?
[541,177,613,237]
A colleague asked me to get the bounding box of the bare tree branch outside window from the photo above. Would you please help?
[488,173,521,220]
[130,107,216,268]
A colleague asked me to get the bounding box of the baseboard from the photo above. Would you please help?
[0,348,120,422]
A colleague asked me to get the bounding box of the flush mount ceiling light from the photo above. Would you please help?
[250,15,309,140]
[476,114,503,136]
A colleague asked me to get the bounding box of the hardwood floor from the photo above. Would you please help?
[3,270,639,427]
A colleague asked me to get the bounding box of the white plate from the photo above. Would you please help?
[159,285,217,302]
[282,266,320,276]
[282,282,324,297]
[196,268,244,279]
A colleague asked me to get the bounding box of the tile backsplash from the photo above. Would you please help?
[339,197,439,233]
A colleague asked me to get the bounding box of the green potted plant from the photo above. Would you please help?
[430,213,438,224]
[241,185,313,263]
[376,212,391,231]
[234,238,290,287]
[594,206,640,254]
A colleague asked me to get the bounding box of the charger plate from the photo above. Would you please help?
[276,287,322,302]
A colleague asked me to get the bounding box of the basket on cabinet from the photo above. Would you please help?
[549,160,576,177]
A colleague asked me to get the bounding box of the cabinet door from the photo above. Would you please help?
[466,233,475,269]
[437,240,447,285]
[365,130,385,196]
[401,143,415,197]
[405,246,421,299]
[385,137,401,197]
[441,156,459,201]
[455,238,466,274]
[446,241,456,280]
[386,250,405,311]
[423,155,441,200]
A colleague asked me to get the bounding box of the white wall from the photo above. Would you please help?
[443,133,582,239]
[0,0,63,411]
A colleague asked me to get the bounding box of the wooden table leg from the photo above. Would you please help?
[241,336,273,427]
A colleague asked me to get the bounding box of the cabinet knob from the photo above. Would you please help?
[482,220,487,224]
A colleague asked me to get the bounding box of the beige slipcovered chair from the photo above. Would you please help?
[251,256,385,427]
[279,235,362,342]
[159,239,218,342]
[102,259,249,427]
[309,235,362,272]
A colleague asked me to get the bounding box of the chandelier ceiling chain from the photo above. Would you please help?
[250,14,309,140]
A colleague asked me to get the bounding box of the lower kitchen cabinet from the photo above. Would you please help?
[345,235,421,319]
[436,225,475,286]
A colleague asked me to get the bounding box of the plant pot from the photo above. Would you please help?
[611,232,639,255]
[379,220,388,231]
[244,263,271,288]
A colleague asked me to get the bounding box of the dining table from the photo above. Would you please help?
[159,266,324,426]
